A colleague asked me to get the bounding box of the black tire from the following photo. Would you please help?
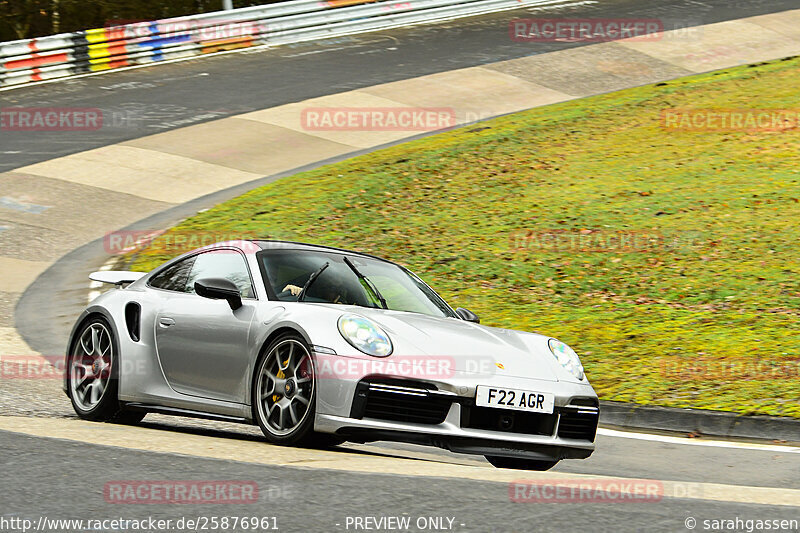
[67,316,124,421]
[485,455,559,471]
[252,332,335,447]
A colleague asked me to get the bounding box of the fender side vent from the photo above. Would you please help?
[125,302,141,342]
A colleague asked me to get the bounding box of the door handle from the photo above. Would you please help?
[158,317,175,328]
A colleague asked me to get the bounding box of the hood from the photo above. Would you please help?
[334,306,560,382]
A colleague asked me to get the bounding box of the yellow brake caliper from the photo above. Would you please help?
[272,362,288,403]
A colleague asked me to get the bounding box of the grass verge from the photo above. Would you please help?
[128,56,800,418]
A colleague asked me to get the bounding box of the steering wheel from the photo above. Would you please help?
[276,289,297,299]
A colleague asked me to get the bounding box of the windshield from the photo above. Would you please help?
[258,249,456,318]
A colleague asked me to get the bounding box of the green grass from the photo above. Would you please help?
[128,56,800,418]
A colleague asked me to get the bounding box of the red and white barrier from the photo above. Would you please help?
[0,0,571,89]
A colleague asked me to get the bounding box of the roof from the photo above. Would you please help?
[252,240,396,265]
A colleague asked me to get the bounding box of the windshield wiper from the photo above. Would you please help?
[297,262,329,302]
[343,256,388,309]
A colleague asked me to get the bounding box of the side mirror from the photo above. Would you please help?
[194,278,242,310]
[456,307,480,323]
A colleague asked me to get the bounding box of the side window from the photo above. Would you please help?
[185,250,255,298]
[148,256,196,292]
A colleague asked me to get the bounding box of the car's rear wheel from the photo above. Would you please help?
[484,455,559,471]
[67,316,144,424]
[253,333,336,447]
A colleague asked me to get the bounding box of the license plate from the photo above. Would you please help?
[475,385,554,414]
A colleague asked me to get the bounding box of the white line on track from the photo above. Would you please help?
[281,45,361,57]
[598,427,800,453]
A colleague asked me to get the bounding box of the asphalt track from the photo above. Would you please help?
[1,0,799,171]
[0,427,798,533]
[1,0,800,531]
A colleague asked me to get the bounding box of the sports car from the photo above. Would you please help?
[64,240,599,470]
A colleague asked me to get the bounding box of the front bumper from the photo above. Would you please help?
[315,377,598,461]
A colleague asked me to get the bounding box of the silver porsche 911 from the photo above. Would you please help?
[64,240,599,470]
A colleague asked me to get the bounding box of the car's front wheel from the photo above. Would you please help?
[253,333,333,447]
[484,455,559,471]
[67,316,144,424]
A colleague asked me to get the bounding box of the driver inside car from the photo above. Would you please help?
[282,275,348,304]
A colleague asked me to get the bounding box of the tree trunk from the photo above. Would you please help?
[12,21,30,40]
[52,0,60,33]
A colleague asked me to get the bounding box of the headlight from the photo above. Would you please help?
[338,315,393,357]
[548,339,584,380]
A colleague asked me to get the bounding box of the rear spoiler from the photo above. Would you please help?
[89,271,146,286]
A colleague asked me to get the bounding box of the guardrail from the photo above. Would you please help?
[0,0,569,89]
